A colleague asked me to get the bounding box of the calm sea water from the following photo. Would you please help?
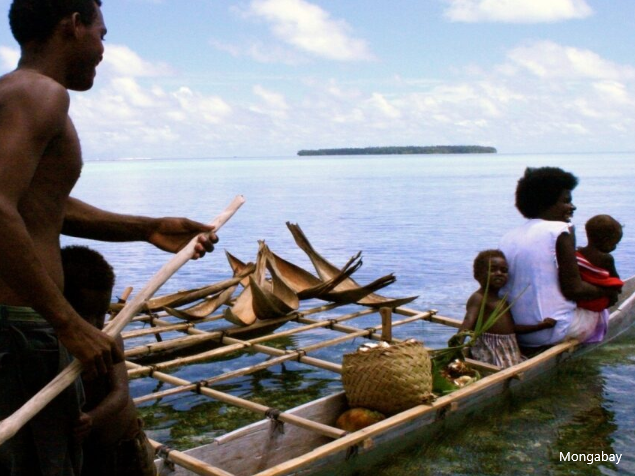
[64,153,635,475]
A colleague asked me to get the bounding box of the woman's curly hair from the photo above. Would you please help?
[515,167,578,218]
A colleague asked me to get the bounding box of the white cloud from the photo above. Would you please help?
[253,85,289,109]
[592,81,631,105]
[109,78,156,107]
[562,123,589,135]
[507,41,635,80]
[210,39,305,65]
[70,76,233,158]
[406,84,503,118]
[245,0,374,61]
[21,38,634,158]
[0,46,19,71]
[100,44,174,78]
[250,85,289,118]
[368,93,401,119]
[444,0,592,23]
[332,108,365,124]
[172,87,232,124]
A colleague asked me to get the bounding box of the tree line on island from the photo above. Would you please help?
[297,146,497,156]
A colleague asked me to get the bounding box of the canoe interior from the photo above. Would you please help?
[132,276,635,476]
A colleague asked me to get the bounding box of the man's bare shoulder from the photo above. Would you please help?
[0,70,70,113]
[0,70,71,138]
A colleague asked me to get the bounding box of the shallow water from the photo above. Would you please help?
[64,153,635,474]
[367,330,635,475]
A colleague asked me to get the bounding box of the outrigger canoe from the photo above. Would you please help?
[135,276,635,476]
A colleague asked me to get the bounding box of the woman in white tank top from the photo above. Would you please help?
[499,167,618,348]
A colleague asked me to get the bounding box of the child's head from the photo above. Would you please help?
[473,249,508,290]
[61,245,115,330]
[585,215,623,253]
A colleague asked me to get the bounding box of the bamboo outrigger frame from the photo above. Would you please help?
[111,274,635,476]
[122,301,442,474]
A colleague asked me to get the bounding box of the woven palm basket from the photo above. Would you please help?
[342,340,433,415]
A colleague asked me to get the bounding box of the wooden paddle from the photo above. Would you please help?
[0,195,245,445]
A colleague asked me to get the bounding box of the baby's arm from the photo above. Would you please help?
[514,318,556,334]
[605,254,620,279]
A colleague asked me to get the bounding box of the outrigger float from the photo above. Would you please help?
[110,223,635,476]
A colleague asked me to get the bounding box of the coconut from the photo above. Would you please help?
[336,408,386,432]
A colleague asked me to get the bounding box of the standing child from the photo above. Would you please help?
[61,246,156,476]
[573,215,624,343]
[460,250,556,368]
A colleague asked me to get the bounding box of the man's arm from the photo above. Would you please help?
[0,77,119,379]
[63,197,217,258]
[556,232,618,305]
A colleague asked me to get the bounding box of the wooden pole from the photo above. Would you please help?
[105,286,134,324]
[122,321,195,339]
[0,195,245,445]
[134,352,302,404]
[380,307,392,342]
[111,271,251,314]
[394,306,462,328]
[123,303,343,362]
[134,313,435,403]
[148,438,236,476]
[119,286,134,303]
[127,309,436,378]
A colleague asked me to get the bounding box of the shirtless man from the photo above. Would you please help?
[0,1,216,474]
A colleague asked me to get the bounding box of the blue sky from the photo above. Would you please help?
[1,0,635,159]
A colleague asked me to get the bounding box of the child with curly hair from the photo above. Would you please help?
[62,246,156,476]
[460,250,555,368]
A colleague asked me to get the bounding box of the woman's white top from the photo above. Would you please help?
[499,219,575,347]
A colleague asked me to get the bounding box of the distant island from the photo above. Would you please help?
[297,146,497,156]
